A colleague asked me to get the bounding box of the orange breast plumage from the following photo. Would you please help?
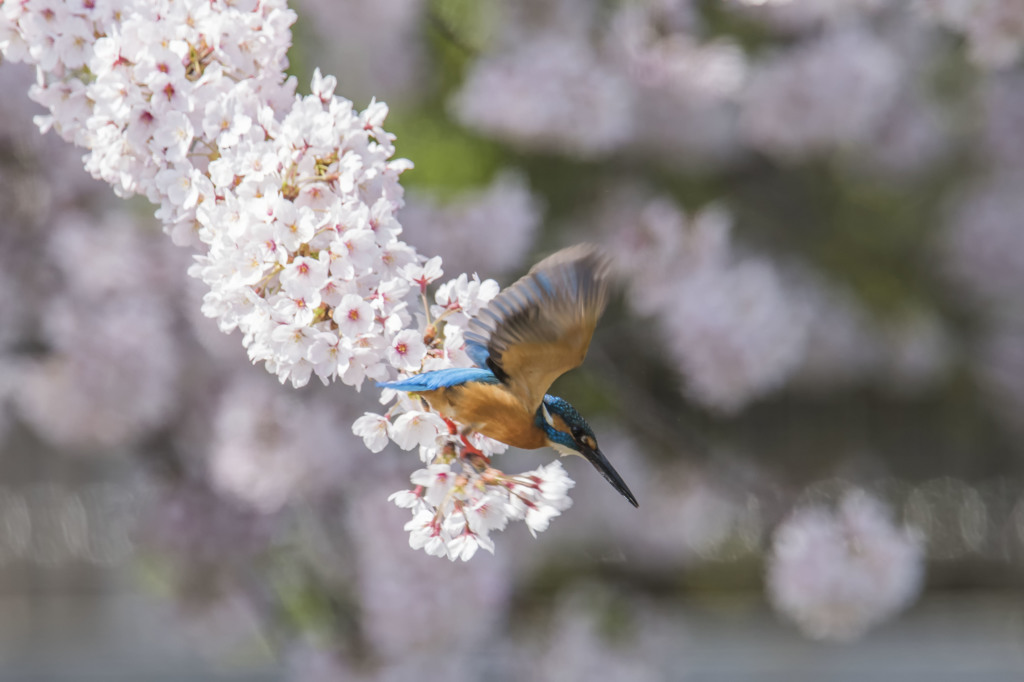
[420,382,547,450]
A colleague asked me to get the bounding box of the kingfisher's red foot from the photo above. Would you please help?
[442,417,459,435]
[460,433,483,456]
[460,435,492,467]
[462,448,492,470]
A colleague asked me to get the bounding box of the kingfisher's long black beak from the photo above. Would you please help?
[580,444,639,508]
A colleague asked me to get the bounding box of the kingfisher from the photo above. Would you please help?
[379,244,638,508]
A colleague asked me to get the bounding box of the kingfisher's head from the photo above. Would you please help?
[537,395,638,508]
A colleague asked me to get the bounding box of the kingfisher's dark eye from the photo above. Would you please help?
[579,435,597,451]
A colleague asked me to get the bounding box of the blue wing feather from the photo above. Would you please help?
[464,340,491,369]
[378,367,498,392]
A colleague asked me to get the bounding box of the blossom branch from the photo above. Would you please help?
[0,0,578,559]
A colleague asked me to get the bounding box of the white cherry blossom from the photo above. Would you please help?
[391,411,448,452]
[353,413,392,453]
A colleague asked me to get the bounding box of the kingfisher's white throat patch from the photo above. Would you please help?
[549,440,581,458]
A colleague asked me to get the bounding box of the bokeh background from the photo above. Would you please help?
[3,0,1024,679]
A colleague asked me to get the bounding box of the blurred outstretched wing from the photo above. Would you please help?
[463,244,611,412]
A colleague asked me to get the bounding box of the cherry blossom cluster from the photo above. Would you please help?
[14,210,184,452]
[452,32,634,159]
[189,72,417,388]
[354,275,576,561]
[741,26,902,160]
[766,490,923,641]
[916,0,1024,69]
[0,0,417,388]
[208,375,357,513]
[0,0,295,230]
[601,192,811,413]
[392,457,575,561]
[1,0,585,559]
